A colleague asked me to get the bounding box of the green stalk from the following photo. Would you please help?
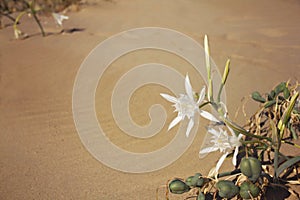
[217,84,224,104]
[217,169,241,178]
[13,12,26,30]
[223,117,272,142]
[29,0,46,37]
[281,140,300,149]
[13,11,26,38]
[274,147,279,181]
[199,101,211,109]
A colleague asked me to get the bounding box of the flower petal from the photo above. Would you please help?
[232,146,239,166]
[197,86,206,104]
[185,75,194,100]
[160,93,178,103]
[199,146,218,155]
[185,118,194,137]
[215,152,228,173]
[207,127,221,137]
[208,167,218,179]
[199,110,219,122]
[168,116,182,130]
[52,13,69,26]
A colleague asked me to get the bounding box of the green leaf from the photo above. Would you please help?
[268,90,276,100]
[275,82,286,95]
[276,156,300,176]
[290,126,298,140]
[252,91,266,103]
[283,87,290,99]
[278,92,299,133]
[264,100,276,108]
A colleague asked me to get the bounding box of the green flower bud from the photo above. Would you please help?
[169,179,190,194]
[216,180,239,199]
[240,157,262,182]
[239,181,260,199]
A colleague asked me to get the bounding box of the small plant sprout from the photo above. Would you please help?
[11,0,45,39]
[5,0,75,39]
[159,35,300,200]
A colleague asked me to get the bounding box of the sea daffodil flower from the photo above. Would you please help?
[160,75,219,137]
[199,127,242,175]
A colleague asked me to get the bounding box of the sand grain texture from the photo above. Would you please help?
[1,0,300,199]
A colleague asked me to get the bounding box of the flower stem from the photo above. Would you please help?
[29,1,46,37]
[281,140,300,149]
[274,147,279,181]
[223,117,272,142]
[217,169,241,178]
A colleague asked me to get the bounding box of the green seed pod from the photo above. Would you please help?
[283,87,290,99]
[216,180,239,199]
[251,91,266,103]
[185,173,204,187]
[185,176,194,187]
[240,157,262,182]
[191,173,201,187]
[197,192,205,200]
[239,181,260,199]
[169,179,190,194]
[196,177,205,187]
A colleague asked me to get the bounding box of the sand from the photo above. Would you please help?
[1,0,300,199]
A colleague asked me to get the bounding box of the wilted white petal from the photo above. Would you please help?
[207,127,221,137]
[186,118,194,137]
[215,152,228,173]
[14,29,21,39]
[52,13,69,26]
[197,86,206,104]
[208,167,218,179]
[185,75,194,100]
[160,93,178,103]
[168,116,182,130]
[199,110,219,122]
[232,146,239,166]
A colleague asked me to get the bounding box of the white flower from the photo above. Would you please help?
[52,13,69,26]
[160,75,219,137]
[200,127,231,155]
[199,127,242,175]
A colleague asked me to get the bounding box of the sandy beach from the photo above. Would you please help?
[1,0,300,199]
